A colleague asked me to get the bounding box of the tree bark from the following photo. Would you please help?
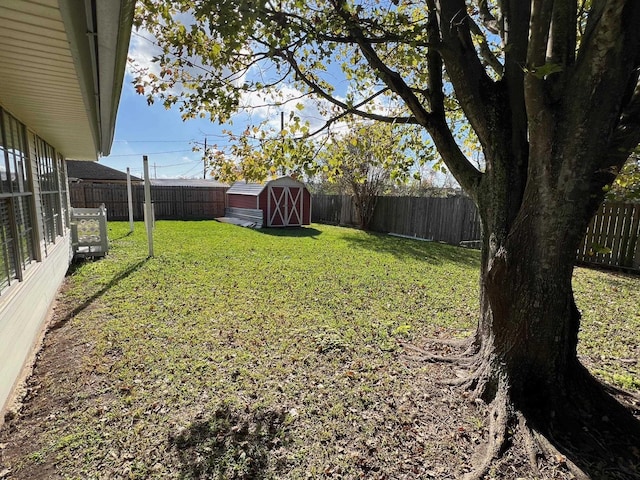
[477,213,582,411]
[429,1,640,422]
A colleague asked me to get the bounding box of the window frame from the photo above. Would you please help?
[0,108,37,293]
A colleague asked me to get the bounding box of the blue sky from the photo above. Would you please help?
[101,26,455,185]
[105,82,321,179]
[104,83,212,179]
[101,28,331,180]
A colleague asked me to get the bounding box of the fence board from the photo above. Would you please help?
[70,183,228,221]
[577,202,640,271]
[313,194,482,246]
[314,194,639,271]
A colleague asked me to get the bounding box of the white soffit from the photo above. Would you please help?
[0,0,134,160]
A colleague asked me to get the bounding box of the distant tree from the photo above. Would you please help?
[606,152,640,202]
[338,158,388,229]
[199,126,318,184]
[136,1,640,477]
[319,120,427,228]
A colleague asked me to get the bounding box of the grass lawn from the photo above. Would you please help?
[0,221,638,479]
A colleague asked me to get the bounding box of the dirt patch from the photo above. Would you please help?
[0,282,98,479]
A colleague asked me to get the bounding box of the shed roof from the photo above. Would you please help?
[67,160,142,182]
[150,178,228,188]
[227,176,308,196]
[0,0,134,159]
[227,182,266,196]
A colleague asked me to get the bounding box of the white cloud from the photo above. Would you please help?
[126,25,399,141]
[234,85,328,133]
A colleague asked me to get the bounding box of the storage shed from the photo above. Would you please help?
[226,176,311,227]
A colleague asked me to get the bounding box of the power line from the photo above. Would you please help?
[155,161,197,169]
[177,161,204,177]
[114,139,194,143]
[108,149,193,157]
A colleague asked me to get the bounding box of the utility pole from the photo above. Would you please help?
[203,137,207,179]
[280,111,285,177]
[153,162,157,179]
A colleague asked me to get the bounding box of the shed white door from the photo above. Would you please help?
[268,186,303,226]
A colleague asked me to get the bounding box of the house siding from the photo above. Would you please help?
[0,0,134,420]
[0,107,72,416]
[0,237,70,413]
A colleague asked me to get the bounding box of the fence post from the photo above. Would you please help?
[99,203,109,252]
[126,168,134,232]
[143,155,154,257]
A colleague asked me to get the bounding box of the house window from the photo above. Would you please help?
[0,108,36,293]
[59,155,70,228]
[35,136,63,246]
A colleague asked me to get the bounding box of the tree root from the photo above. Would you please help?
[529,430,590,480]
[413,340,640,480]
[462,386,510,480]
[460,387,596,480]
[399,338,478,364]
[439,357,492,403]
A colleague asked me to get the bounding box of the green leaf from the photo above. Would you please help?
[530,62,563,79]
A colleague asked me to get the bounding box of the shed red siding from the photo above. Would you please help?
[225,177,311,227]
[302,189,311,224]
[228,194,258,209]
[258,191,268,212]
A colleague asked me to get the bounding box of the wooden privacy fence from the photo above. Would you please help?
[577,202,640,271]
[312,194,482,246]
[312,194,640,272]
[70,183,227,221]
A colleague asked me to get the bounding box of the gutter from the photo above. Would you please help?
[57,0,135,159]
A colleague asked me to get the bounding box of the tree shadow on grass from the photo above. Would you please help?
[51,258,148,331]
[342,230,481,267]
[255,226,322,238]
[169,404,289,480]
[538,366,640,480]
[108,230,134,241]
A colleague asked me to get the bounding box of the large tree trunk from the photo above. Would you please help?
[459,152,640,478]
[477,211,583,411]
[472,127,605,401]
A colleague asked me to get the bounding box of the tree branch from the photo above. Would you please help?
[467,15,504,77]
[328,0,483,196]
[558,1,640,196]
[475,0,502,36]
[434,0,499,152]
[543,0,577,99]
[523,0,553,137]
[548,0,577,68]
[280,50,418,125]
[608,78,640,167]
